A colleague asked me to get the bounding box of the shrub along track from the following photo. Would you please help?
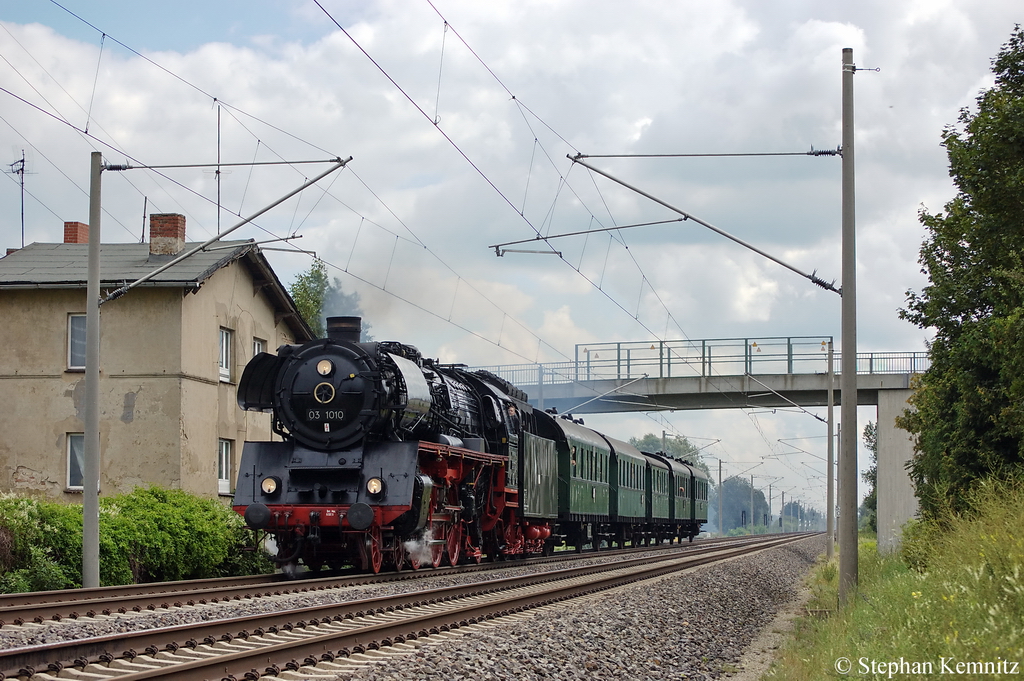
[0,534,815,681]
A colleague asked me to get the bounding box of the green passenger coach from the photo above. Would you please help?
[605,436,647,524]
[529,409,707,551]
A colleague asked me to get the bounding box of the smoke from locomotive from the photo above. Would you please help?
[233,317,709,573]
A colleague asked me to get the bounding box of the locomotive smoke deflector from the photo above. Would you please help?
[236,351,282,411]
[387,352,432,429]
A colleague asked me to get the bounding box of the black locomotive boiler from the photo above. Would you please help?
[232,317,709,573]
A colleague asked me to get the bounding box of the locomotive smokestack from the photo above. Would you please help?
[327,316,361,342]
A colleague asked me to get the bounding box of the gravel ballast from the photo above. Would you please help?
[342,535,824,680]
[1,536,823,680]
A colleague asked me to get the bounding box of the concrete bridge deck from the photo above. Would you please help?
[472,335,927,553]
[472,336,927,414]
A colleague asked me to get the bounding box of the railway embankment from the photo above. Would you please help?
[763,477,1024,679]
[319,534,826,680]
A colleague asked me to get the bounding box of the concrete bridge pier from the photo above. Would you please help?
[876,388,918,552]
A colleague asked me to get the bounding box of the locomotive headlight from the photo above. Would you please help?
[366,477,385,497]
[260,476,281,495]
[316,359,334,376]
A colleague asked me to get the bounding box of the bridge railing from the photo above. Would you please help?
[472,336,930,387]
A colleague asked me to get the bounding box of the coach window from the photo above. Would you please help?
[67,314,86,371]
[218,439,233,495]
[219,328,233,382]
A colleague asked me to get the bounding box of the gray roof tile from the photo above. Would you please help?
[0,241,253,288]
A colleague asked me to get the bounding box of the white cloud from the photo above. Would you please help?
[2,0,1019,508]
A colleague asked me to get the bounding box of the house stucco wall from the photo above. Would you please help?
[0,287,184,498]
[0,251,298,502]
[178,257,295,498]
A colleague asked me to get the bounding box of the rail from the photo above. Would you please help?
[473,336,929,387]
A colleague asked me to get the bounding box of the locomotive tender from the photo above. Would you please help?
[233,317,709,573]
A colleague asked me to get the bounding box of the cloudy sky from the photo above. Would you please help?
[2,1,1019,516]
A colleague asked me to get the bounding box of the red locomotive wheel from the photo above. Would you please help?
[430,521,445,568]
[446,522,462,566]
[360,525,383,574]
[409,545,421,570]
[392,539,405,571]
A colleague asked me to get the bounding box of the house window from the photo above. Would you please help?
[219,328,232,381]
[253,337,265,357]
[218,439,232,495]
[68,314,86,370]
[67,433,84,489]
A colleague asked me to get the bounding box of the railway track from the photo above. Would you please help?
[0,534,759,626]
[0,533,815,681]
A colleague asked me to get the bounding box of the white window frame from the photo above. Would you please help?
[218,438,232,495]
[218,328,232,382]
[68,314,87,370]
[253,337,265,357]
[67,432,84,490]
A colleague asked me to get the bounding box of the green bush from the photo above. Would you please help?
[0,487,271,592]
[0,495,78,592]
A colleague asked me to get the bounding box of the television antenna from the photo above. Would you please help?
[6,149,33,248]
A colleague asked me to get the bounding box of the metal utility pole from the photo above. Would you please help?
[718,460,723,537]
[750,474,754,533]
[827,340,835,560]
[781,490,785,533]
[80,154,350,586]
[839,47,859,603]
[83,151,102,587]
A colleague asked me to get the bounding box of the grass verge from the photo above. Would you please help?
[765,477,1024,679]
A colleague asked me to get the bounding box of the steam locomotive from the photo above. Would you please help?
[232,317,709,573]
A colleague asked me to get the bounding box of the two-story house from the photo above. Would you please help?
[0,214,313,500]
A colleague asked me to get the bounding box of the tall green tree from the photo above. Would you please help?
[289,259,373,341]
[628,432,710,480]
[289,259,329,338]
[897,27,1024,518]
[860,421,877,533]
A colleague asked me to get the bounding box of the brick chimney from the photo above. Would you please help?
[64,221,90,244]
[149,213,186,255]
